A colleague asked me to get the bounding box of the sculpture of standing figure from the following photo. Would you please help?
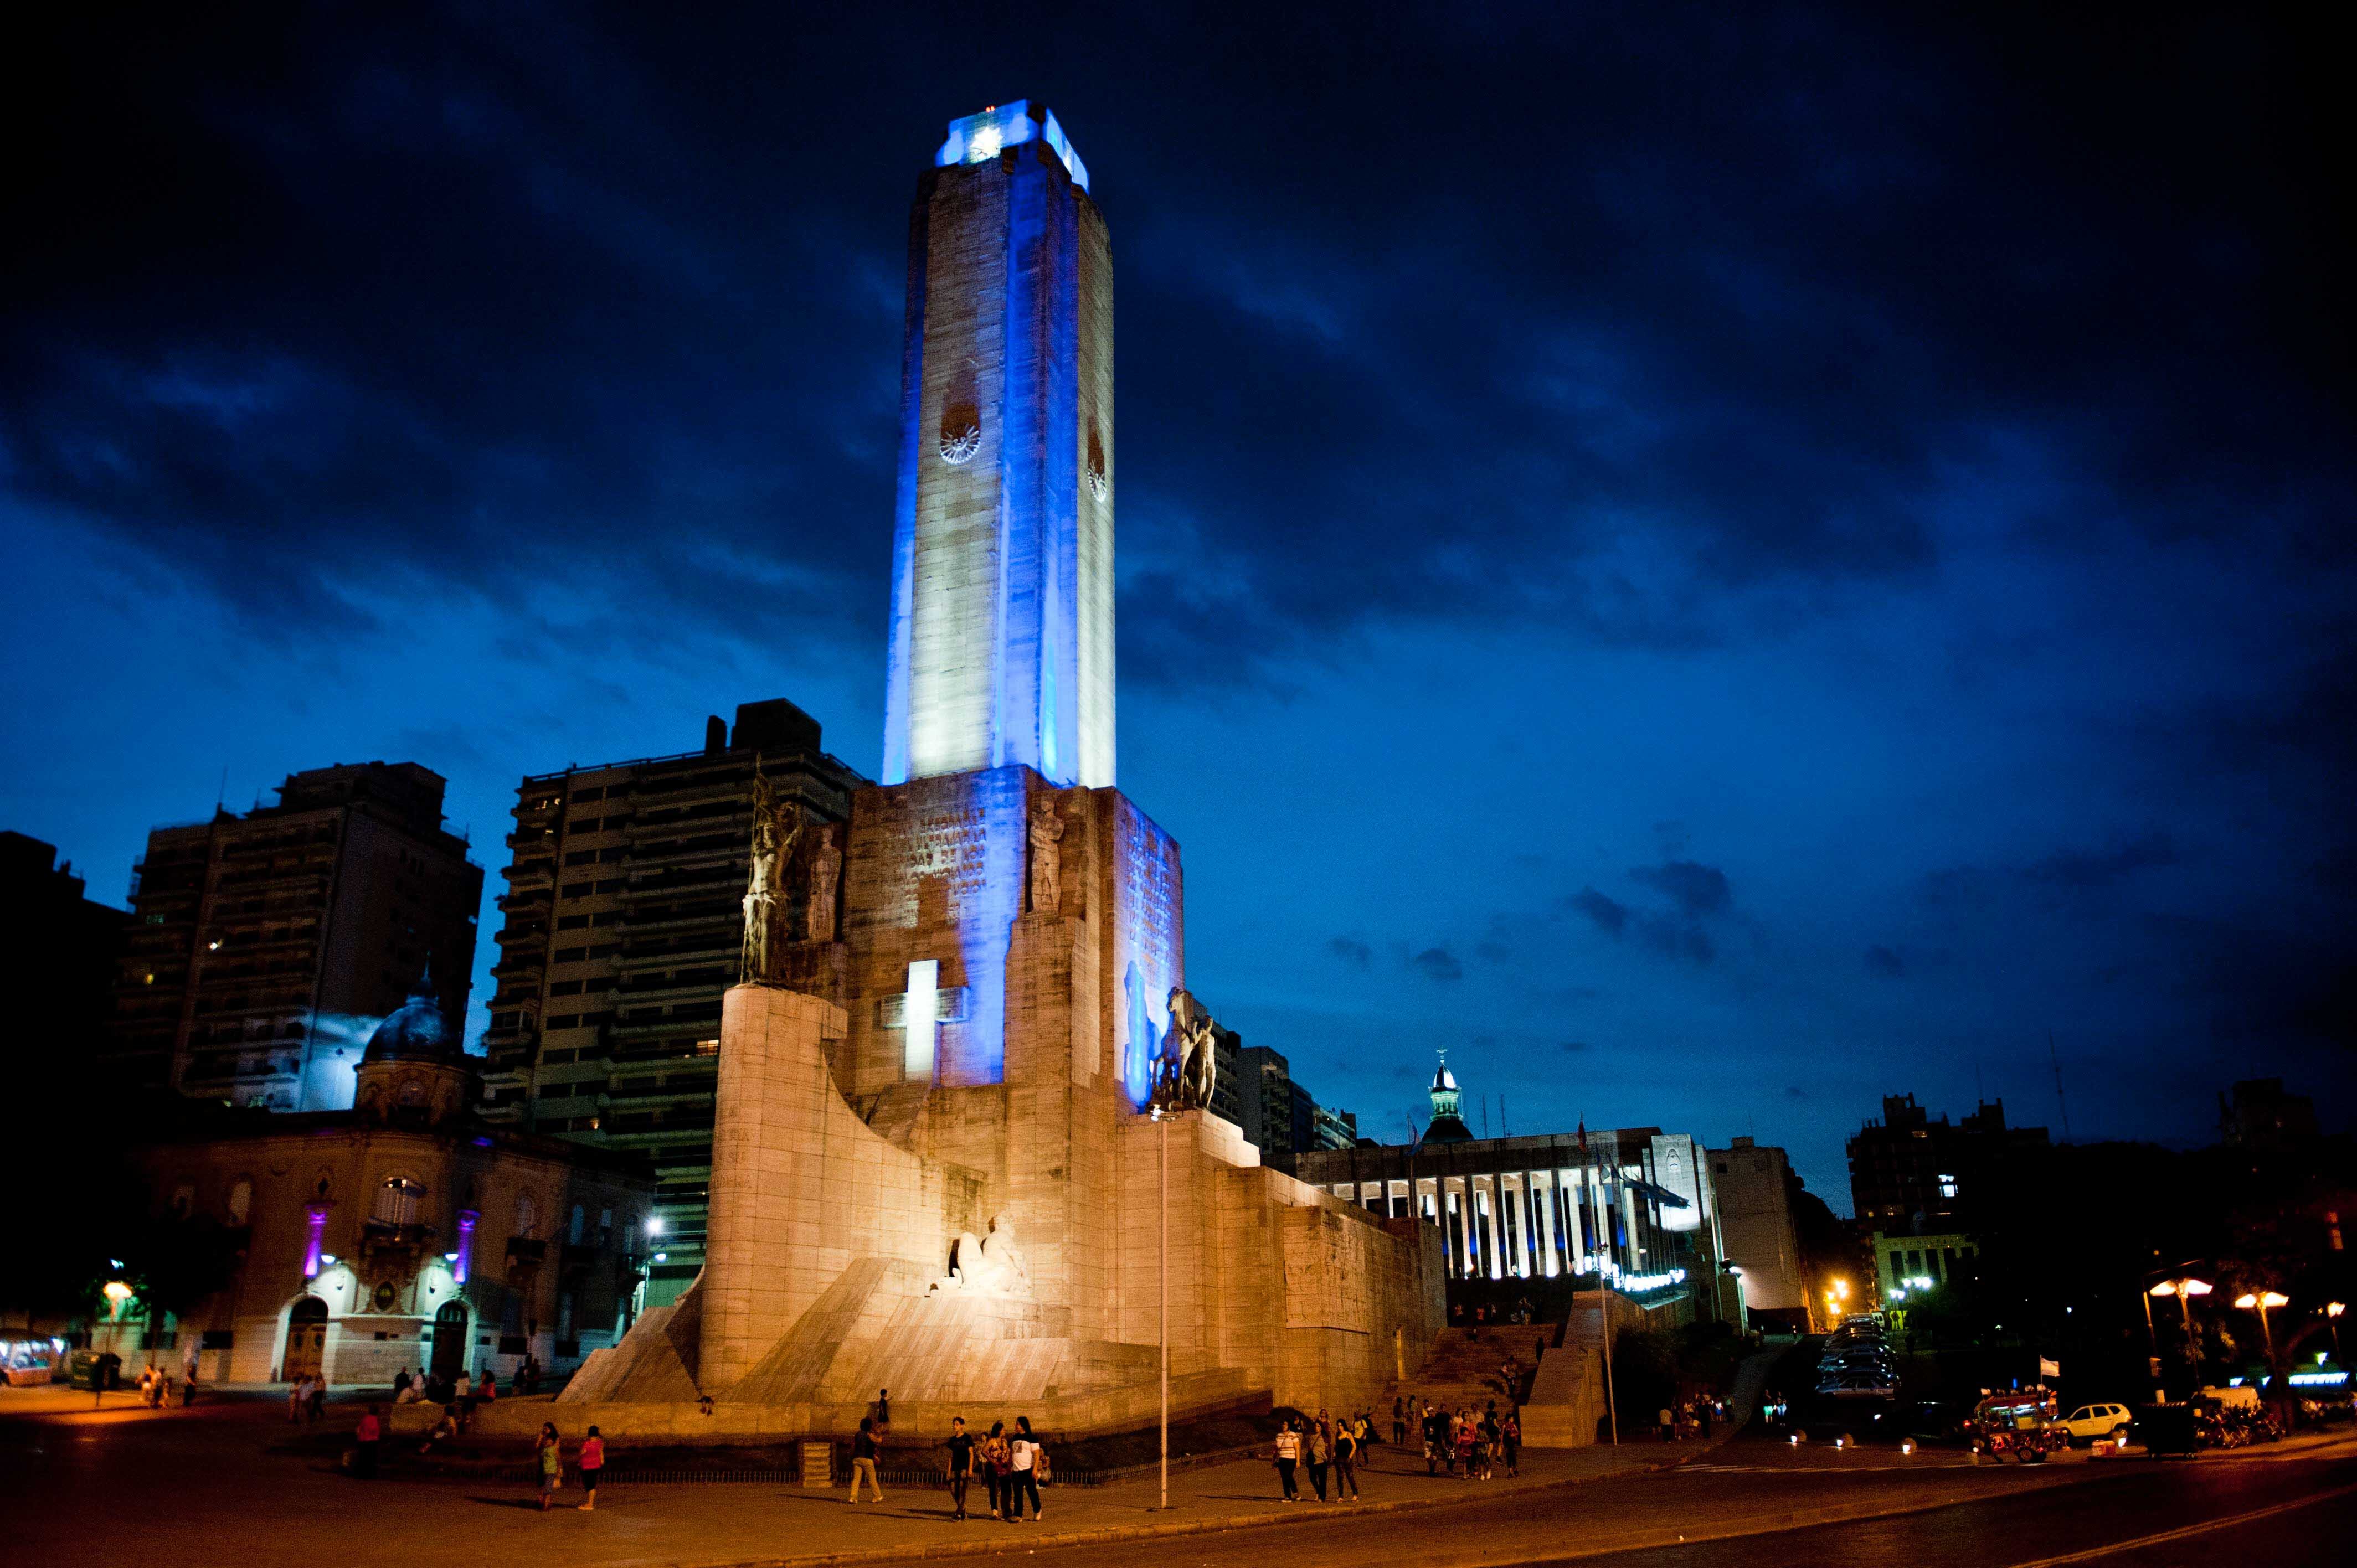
[805,823,842,943]
[1027,796,1066,916]
[740,768,803,984]
[1152,986,1219,1113]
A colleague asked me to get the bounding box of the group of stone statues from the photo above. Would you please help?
[1151,985,1218,1115]
[740,767,843,983]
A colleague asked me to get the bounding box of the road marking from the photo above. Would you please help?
[2000,1481,2357,1567]
[1677,1462,1980,1473]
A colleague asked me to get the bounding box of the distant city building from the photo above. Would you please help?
[109,973,652,1388]
[1296,1056,1739,1324]
[2219,1077,2318,1149]
[1870,1228,1978,1308]
[102,764,482,1110]
[475,699,864,1303]
[1706,1136,1808,1325]
[1223,1040,1356,1172]
[1846,1092,2047,1231]
[0,831,128,1084]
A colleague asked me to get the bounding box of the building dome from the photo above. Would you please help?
[1431,1057,1459,1094]
[362,968,456,1065]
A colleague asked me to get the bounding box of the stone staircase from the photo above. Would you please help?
[1387,1325,1544,1414]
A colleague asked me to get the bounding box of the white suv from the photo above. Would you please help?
[2054,1402,2132,1445]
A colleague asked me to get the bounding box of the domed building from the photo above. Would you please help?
[352,967,475,1128]
[109,971,655,1392]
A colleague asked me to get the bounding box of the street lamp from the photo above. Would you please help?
[2232,1290,2290,1372]
[1144,1007,1215,1514]
[2328,1302,2346,1366]
[2144,1276,2211,1400]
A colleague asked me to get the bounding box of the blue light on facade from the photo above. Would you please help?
[935,101,1090,192]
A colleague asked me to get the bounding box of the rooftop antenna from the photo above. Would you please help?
[1480,1094,1489,1139]
[216,766,229,813]
[1501,1096,1510,1138]
[2048,1029,2072,1142]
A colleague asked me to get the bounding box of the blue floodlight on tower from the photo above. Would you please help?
[883,102,1114,791]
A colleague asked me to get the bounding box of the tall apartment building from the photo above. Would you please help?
[476,699,864,1303]
[1846,1092,2049,1231]
[1225,1040,1357,1173]
[103,763,482,1109]
[0,831,129,1084]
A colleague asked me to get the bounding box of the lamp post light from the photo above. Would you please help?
[2147,1276,2212,1396]
[2232,1290,2290,1383]
[1144,1002,1215,1514]
[2328,1302,2346,1366]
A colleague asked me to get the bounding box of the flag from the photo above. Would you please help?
[2039,1356,2060,1379]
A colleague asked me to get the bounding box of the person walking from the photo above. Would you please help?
[847,1416,886,1504]
[943,1416,975,1520]
[480,1367,498,1406]
[1697,1400,1713,1441]
[1421,1401,1445,1475]
[1333,1417,1361,1500]
[1008,1417,1043,1521]
[354,1404,383,1479]
[1306,1417,1331,1502]
[286,1377,303,1423]
[307,1375,326,1423]
[1501,1411,1521,1477]
[577,1426,604,1510]
[876,1387,892,1432]
[1657,1405,1674,1443]
[535,1423,564,1511]
[393,1367,412,1400]
[1454,1408,1476,1478]
[1392,1396,1407,1447]
[1273,1421,1301,1502]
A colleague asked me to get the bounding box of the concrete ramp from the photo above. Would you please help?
[559,1275,706,1404]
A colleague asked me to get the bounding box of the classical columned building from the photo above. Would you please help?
[1297,1058,1739,1321]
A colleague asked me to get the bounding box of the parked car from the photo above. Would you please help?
[2054,1402,2133,1446]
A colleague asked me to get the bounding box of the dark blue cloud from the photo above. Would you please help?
[4,1,2351,1201]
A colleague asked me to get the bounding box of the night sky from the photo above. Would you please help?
[7,4,2351,1205]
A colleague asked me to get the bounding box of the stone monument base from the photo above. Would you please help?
[554,970,1441,1442]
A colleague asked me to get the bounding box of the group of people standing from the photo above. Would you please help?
[930,1414,1048,1520]
[1655,1396,1723,1442]
[1414,1398,1521,1480]
[1270,1408,1375,1502]
[532,1422,606,1510]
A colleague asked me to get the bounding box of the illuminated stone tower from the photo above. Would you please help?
[881,101,1115,790]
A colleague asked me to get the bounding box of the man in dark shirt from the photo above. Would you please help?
[943,1416,976,1521]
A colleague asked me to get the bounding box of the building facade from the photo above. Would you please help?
[1870,1228,1978,1308]
[1707,1136,1808,1323]
[475,699,864,1302]
[102,763,481,1110]
[1847,1092,2048,1230]
[110,974,652,1386]
[1297,1060,1736,1321]
[0,830,128,1082]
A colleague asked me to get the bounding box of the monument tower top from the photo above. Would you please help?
[882,101,1114,790]
[934,101,1091,192]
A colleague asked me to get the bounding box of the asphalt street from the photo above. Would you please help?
[2,1391,2346,1568]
